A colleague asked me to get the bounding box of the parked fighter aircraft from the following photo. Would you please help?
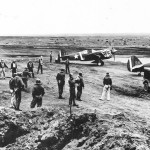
[59,47,117,66]
[127,55,150,75]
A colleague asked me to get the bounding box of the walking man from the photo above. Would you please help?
[37,56,43,74]
[56,69,65,99]
[50,51,52,63]
[30,78,45,108]
[0,59,8,79]
[9,73,24,111]
[76,73,84,101]
[65,58,70,74]
[27,59,34,78]
[11,60,17,77]
[99,73,112,101]
[68,73,78,106]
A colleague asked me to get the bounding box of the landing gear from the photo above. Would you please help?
[97,59,104,66]
[138,72,141,76]
[100,60,104,66]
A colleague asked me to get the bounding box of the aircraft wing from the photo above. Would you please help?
[59,49,100,61]
[82,53,102,61]
[59,50,81,60]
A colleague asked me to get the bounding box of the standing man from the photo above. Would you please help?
[65,57,70,74]
[68,73,78,106]
[0,59,8,79]
[30,78,45,108]
[9,73,24,111]
[37,56,43,74]
[58,54,60,63]
[9,77,15,108]
[99,73,112,101]
[11,60,17,77]
[27,59,34,78]
[56,69,65,99]
[50,51,52,63]
[22,67,31,88]
[76,73,84,101]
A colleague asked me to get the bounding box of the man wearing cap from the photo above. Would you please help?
[76,73,84,101]
[0,59,8,79]
[22,67,31,89]
[9,73,25,110]
[30,78,45,108]
[99,73,112,101]
[11,60,17,77]
[27,59,34,78]
[37,56,43,74]
[65,58,70,74]
[56,69,65,99]
[68,73,78,106]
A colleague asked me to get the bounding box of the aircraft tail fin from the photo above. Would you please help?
[59,50,68,60]
[59,50,65,58]
[127,56,143,72]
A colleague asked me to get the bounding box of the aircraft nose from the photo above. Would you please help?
[112,49,117,53]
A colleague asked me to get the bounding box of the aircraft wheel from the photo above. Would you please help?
[98,63,101,66]
[144,82,149,92]
[138,73,141,76]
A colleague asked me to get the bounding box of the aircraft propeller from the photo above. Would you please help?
[111,48,117,61]
[113,54,115,61]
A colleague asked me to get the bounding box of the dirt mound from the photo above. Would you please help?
[0,107,149,150]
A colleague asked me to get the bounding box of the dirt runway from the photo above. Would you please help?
[0,56,149,121]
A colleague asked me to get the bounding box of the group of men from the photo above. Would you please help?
[7,56,46,111]
[1,50,112,111]
[0,55,43,79]
[56,69,84,106]
[7,52,54,111]
[58,56,112,102]
[9,74,45,111]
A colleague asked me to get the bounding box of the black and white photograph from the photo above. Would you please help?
[0,0,150,149]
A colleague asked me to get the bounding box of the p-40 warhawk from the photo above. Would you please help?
[59,47,117,66]
[127,55,150,75]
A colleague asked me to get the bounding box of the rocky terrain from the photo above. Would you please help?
[0,107,150,150]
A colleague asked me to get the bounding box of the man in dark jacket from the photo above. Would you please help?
[0,59,8,79]
[11,60,17,77]
[37,56,43,74]
[65,58,70,74]
[9,74,24,110]
[76,73,84,101]
[27,60,34,78]
[56,69,65,99]
[22,67,31,88]
[68,73,78,106]
[30,78,45,108]
[99,73,112,101]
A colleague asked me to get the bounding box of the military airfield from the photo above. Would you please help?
[1,36,150,149]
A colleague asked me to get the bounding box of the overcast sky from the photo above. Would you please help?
[0,0,150,36]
